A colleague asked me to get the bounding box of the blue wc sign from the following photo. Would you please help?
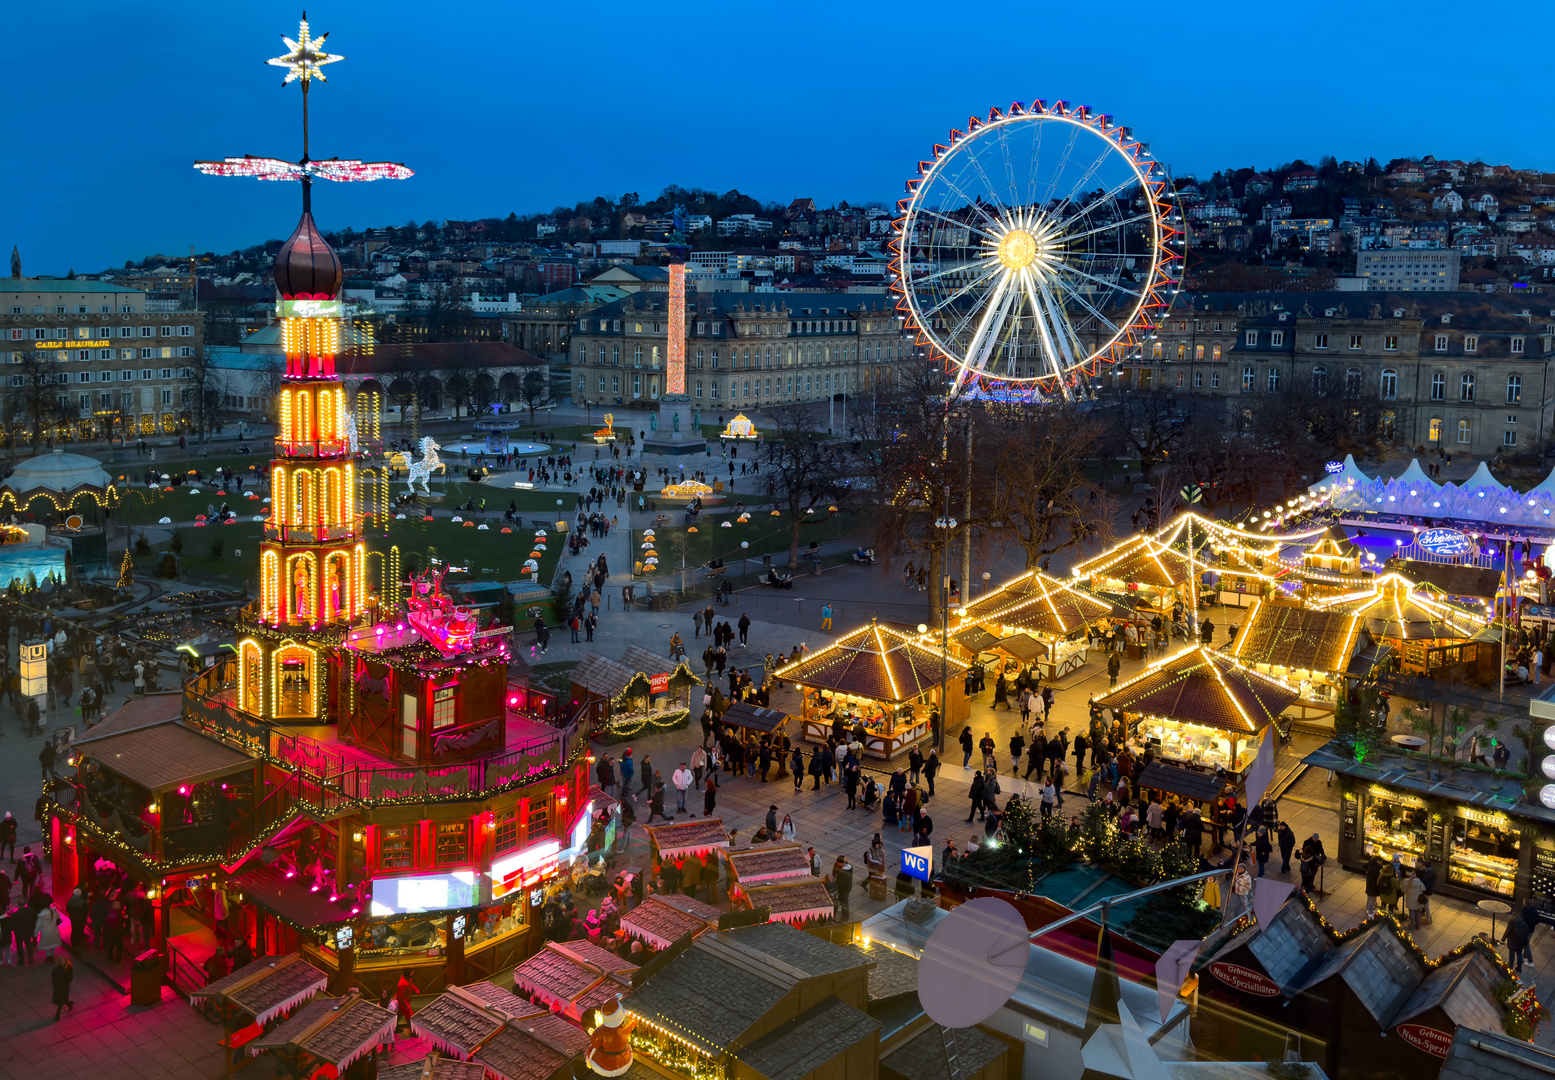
[901,845,933,883]
[1418,528,1473,557]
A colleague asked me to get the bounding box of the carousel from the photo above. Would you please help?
[774,621,969,761]
[1308,571,1485,677]
[956,568,1123,680]
[1098,644,1299,781]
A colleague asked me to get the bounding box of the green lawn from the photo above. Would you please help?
[631,509,862,575]
[133,509,570,593]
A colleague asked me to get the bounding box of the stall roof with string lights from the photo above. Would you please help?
[960,568,1124,636]
[1308,572,1487,676]
[1099,644,1298,776]
[774,621,968,760]
[1227,598,1378,712]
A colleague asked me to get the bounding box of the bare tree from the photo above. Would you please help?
[8,351,62,453]
[755,402,861,568]
[517,369,548,423]
[440,345,485,419]
[983,402,1115,569]
[1106,385,1185,476]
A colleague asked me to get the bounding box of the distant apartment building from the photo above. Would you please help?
[1105,290,1555,457]
[1356,249,1461,291]
[0,275,205,439]
[716,215,774,237]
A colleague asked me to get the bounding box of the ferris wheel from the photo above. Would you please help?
[895,101,1182,397]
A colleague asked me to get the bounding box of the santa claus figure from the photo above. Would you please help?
[586,996,635,1077]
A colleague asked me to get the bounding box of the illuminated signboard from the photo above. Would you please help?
[35,340,111,349]
[649,673,670,695]
[901,844,932,882]
[1417,528,1473,558]
[369,870,482,915]
[1324,461,1344,474]
[491,838,561,898]
[278,299,343,319]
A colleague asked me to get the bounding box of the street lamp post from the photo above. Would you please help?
[933,497,958,754]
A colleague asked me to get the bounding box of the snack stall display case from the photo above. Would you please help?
[1100,644,1298,783]
[776,621,968,761]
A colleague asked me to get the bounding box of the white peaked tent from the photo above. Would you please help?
[1311,453,1374,495]
[1529,466,1555,499]
[1463,461,1506,492]
[1394,459,1438,491]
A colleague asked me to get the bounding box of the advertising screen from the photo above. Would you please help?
[370,871,482,916]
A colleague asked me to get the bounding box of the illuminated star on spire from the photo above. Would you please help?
[266,18,344,86]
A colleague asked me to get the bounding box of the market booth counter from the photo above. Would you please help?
[774,621,968,762]
[568,650,700,743]
[955,568,1123,680]
[1098,645,1298,781]
[1305,737,1546,903]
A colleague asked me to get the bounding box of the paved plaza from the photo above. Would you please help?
[3,427,1554,1076]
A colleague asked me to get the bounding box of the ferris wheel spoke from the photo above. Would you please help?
[1055,278,1123,336]
[1023,272,1079,397]
[996,127,1021,209]
[914,255,1001,289]
[1056,150,1112,214]
[1052,258,1142,299]
[918,263,1003,321]
[1040,124,1082,207]
[1060,213,1155,246]
[962,140,1013,219]
[929,174,1007,235]
[1057,174,1147,232]
[961,273,1017,376]
[914,206,999,244]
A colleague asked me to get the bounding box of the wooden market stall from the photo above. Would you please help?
[774,621,968,761]
[642,818,731,891]
[409,985,508,1059]
[511,940,636,1021]
[1297,524,1371,601]
[618,893,723,952]
[1309,572,1483,677]
[1098,644,1298,781]
[189,954,331,1074]
[1227,598,1382,715]
[1073,532,1195,621]
[718,701,789,738]
[724,842,812,903]
[248,990,397,1080]
[568,650,701,742]
[737,878,836,926]
[956,568,1122,680]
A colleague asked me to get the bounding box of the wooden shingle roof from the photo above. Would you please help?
[378,1057,487,1080]
[569,652,637,698]
[773,622,966,703]
[1074,533,1193,589]
[1228,600,1365,673]
[472,1027,568,1080]
[1097,645,1298,734]
[725,843,812,885]
[960,569,1121,636]
[409,990,504,1058]
[620,894,721,950]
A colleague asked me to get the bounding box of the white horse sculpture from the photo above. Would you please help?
[405,436,446,495]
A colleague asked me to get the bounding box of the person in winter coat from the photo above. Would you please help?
[960,727,974,769]
[1253,828,1273,878]
[791,747,805,792]
[1363,854,1384,916]
[65,889,87,948]
[1181,809,1204,853]
[967,772,985,822]
[1008,732,1026,775]
[1404,871,1426,930]
[51,955,74,1021]
[1277,823,1297,874]
[702,775,718,817]
[923,750,940,796]
[394,970,420,1033]
[1505,906,1533,972]
[620,750,636,793]
[36,903,61,960]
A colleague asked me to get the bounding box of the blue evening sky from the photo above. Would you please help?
[4,0,1548,273]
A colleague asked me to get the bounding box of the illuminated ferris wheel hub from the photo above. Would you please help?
[895,101,1183,398]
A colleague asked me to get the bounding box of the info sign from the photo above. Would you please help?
[1417,528,1474,558]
